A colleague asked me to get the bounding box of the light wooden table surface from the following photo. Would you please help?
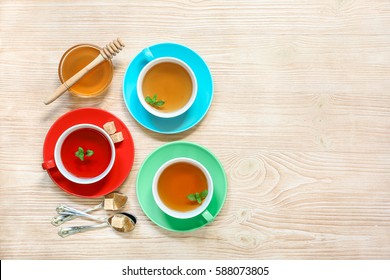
[1,0,389,260]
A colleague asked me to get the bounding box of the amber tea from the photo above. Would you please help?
[157,161,208,212]
[142,61,193,113]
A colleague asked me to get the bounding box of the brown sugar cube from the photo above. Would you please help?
[103,198,114,210]
[112,193,127,210]
[110,214,126,230]
[110,214,134,232]
[103,121,116,135]
[110,131,124,143]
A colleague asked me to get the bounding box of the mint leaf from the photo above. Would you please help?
[187,189,208,204]
[145,94,165,108]
[196,193,201,204]
[187,194,196,201]
[200,189,208,200]
[155,100,165,107]
[75,147,94,161]
[75,147,85,161]
[145,96,153,104]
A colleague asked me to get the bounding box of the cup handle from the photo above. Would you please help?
[201,209,214,223]
[42,159,56,170]
[142,47,154,62]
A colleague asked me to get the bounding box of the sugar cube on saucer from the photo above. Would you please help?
[103,121,116,135]
[110,132,124,143]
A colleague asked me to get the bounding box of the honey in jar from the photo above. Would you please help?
[58,44,113,97]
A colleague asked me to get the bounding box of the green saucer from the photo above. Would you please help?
[136,141,227,232]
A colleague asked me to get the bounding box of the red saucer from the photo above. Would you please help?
[43,108,135,198]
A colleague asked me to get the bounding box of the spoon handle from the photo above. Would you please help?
[51,202,104,226]
[44,54,106,105]
[56,205,106,222]
[58,223,108,238]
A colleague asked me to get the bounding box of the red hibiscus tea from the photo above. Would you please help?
[61,127,112,179]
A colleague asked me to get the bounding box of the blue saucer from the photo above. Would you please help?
[122,42,213,134]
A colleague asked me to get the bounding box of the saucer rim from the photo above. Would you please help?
[136,141,227,232]
[42,107,135,198]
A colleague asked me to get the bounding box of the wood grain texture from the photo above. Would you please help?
[0,0,389,259]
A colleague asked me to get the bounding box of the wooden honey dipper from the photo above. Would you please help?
[44,38,125,105]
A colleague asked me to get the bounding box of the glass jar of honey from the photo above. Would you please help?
[58,44,113,97]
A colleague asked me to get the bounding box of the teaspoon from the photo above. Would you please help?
[58,213,137,238]
[51,192,127,226]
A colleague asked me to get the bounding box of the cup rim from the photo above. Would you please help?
[152,157,213,219]
[58,43,113,97]
[54,124,116,184]
[137,57,197,119]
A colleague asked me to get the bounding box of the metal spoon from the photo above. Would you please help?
[58,213,137,238]
[51,192,128,226]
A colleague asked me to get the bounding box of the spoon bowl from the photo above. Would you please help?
[108,213,137,233]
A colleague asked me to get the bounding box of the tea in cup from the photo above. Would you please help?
[137,57,197,118]
[152,158,214,221]
[42,124,116,184]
